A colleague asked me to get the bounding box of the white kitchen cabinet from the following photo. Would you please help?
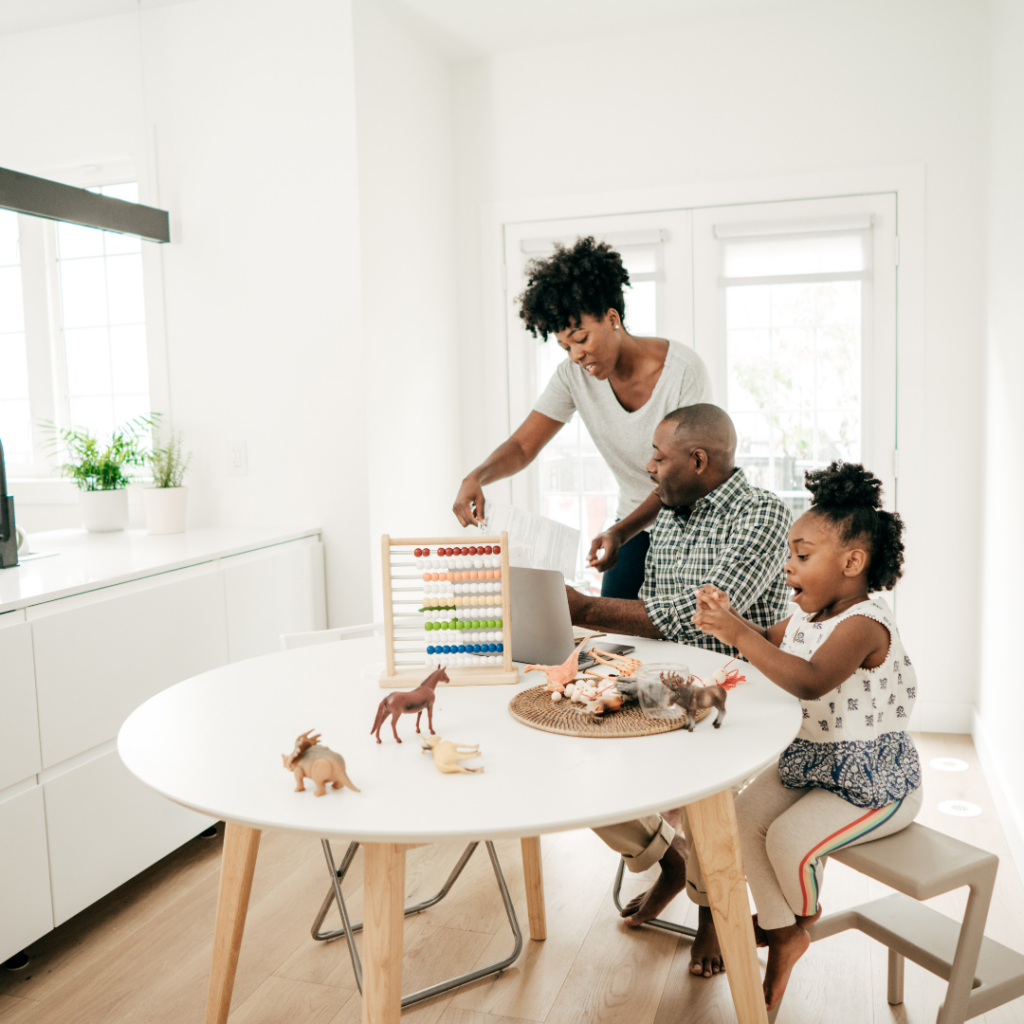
[29,564,229,769]
[0,786,54,962]
[223,538,326,662]
[44,747,214,926]
[0,615,42,791]
[0,526,322,955]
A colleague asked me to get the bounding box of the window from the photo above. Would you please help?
[720,228,870,513]
[0,210,32,464]
[1,181,153,475]
[56,183,150,442]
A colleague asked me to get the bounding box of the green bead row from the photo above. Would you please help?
[424,619,503,631]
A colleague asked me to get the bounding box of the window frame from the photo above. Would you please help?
[4,163,168,481]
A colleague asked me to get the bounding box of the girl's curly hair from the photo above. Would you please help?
[804,461,905,591]
[518,236,630,339]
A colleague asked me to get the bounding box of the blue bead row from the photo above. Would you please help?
[426,643,504,655]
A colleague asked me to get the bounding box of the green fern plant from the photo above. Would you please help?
[149,429,192,488]
[43,417,151,491]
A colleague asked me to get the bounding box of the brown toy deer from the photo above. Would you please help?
[283,730,361,796]
[662,672,728,732]
[371,666,449,743]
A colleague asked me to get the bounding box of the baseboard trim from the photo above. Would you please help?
[973,709,1024,889]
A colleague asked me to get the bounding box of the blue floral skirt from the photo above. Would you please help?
[777,731,921,808]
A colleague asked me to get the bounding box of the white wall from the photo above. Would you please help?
[0,0,373,627]
[978,0,1024,865]
[451,0,990,730]
[351,0,463,610]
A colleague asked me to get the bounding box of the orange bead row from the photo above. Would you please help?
[421,570,503,582]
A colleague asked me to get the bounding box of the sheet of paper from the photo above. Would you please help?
[484,502,580,581]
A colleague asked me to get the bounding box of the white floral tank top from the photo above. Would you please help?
[776,596,921,808]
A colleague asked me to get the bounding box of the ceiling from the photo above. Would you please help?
[396,0,830,56]
[0,0,829,51]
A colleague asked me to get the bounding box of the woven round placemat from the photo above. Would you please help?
[508,685,711,738]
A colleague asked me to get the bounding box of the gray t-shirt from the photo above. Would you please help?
[533,340,713,519]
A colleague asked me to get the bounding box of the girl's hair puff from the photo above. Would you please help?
[803,461,905,591]
[518,236,630,340]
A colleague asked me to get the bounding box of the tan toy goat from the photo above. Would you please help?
[283,730,360,797]
[420,736,484,774]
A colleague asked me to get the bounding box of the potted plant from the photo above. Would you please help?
[46,418,150,532]
[142,428,192,535]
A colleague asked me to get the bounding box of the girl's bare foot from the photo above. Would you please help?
[689,906,725,976]
[762,924,810,1010]
[620,834,688,927]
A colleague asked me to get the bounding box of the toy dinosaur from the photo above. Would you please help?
[283,730,360,797]
[420,736,484,774]
[525,644,585,700]
[371,666,449,743]
[661,672,728,732]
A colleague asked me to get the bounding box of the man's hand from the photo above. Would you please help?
[692,587,744,646]
[453,475,486,527]
[588,528,623,573]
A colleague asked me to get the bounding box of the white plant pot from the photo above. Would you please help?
[142,487,188,535]
[80,489,129,533]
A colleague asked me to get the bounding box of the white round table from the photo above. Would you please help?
[119,633,801,1024]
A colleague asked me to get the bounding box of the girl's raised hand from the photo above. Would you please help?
[695,584,730,610]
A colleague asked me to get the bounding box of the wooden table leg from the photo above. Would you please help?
[361,843,407,1024]
[685,789,768,1024]
[520,836,547,940]
[205,823,261,1024]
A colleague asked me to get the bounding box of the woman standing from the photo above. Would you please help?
[453,237,712,599]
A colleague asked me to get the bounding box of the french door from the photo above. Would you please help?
[503,194,897,585]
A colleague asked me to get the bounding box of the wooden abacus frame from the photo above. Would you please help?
[379,533,519,688]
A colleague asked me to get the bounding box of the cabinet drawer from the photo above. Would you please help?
[30,566,229,768]
[223,540,326,662]
[0,616,42,790]
[0,786,54,961]
[44,748,214,926]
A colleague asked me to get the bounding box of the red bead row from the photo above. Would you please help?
[413,545,500,558]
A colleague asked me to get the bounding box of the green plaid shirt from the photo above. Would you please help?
[641,468,792,654]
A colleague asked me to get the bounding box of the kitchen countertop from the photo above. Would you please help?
[0,527,321,614]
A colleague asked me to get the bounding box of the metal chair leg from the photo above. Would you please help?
[612,856,697,937]
[315,839,523,1008]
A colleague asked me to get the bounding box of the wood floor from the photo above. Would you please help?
[2,733,1022,1024]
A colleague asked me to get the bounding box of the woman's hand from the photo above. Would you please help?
[588,527,623,572]
[453,476,486,527]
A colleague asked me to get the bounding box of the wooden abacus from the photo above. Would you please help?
[379,533,519,688]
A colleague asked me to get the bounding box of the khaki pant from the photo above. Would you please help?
[593,808,709,907]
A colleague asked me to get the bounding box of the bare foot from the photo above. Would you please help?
[620,834,688,927]
[763,924,810,1010]
[689,905,725,976]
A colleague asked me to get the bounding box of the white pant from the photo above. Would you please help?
[735,763,923,930]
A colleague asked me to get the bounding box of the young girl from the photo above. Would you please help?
[692,461,921,1011]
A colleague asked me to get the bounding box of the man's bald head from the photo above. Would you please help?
[662,404,737,468]
[646,405,738,509]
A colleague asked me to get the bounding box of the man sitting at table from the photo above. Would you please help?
[566,403,792,976]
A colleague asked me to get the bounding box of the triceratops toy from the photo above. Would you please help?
[282,729,360,797]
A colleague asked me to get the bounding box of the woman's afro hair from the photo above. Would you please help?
[518,236,630,339]
[804,461,906,592]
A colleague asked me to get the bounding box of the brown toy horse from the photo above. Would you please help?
[371,667,449,743]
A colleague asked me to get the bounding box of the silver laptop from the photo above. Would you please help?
[509,567,577,665]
